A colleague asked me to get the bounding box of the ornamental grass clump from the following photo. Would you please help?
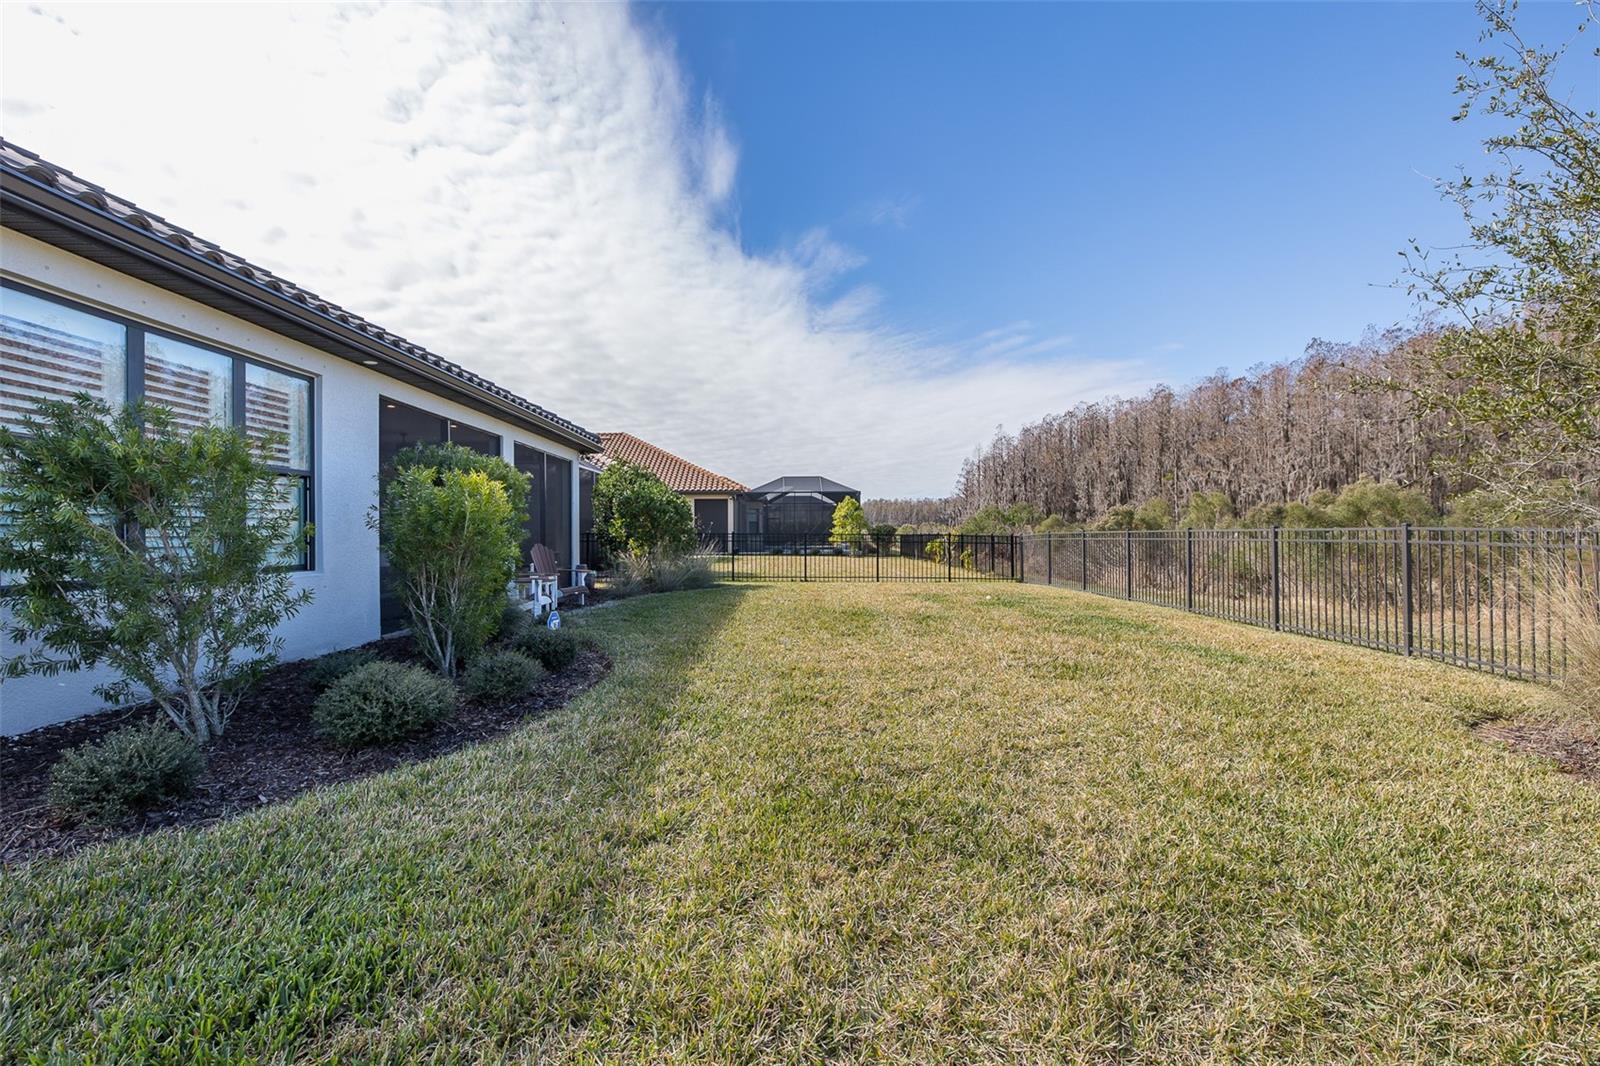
[463,648,546,704]
[47,720,204,825]
[1551,578,1600,723]
[312,661,458,749]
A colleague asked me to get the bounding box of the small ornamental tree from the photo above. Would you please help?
[830,497,869,544]
[377,449,525,676]
[0,398,312,743]
[592,461,695,560]
[1396,1,1600,524]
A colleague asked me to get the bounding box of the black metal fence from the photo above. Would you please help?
[712,532,1019,582]
[1020,527,1599,681]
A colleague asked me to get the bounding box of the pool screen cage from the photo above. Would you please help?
[737,476,860,548]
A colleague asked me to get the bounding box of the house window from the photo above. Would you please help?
[0,285,127,434]
[0,280,315,570]
[145,334,233,433]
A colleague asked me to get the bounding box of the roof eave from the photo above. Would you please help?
[0,172,600,454]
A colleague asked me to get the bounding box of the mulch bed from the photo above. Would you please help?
[1477,719,1600,786]
[0,636,611,867]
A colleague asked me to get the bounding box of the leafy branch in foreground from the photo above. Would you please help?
[0,397,312,742]
[1398,0,1600,524]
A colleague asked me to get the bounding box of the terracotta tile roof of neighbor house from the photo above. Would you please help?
[597,432,747,494]
[0,140,599,449]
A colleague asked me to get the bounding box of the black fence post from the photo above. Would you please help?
[1125,529,1133,599]
[1270,526,1282,631]
[1185,527,1194,612]
[1047,535,1053,585]
[802,537,808,582]
[1082,530,1089,590]
[730,538,736,583]
[875,539,881,582]
[1013,535,1020,581]
[946,533,953,582]
[1401,522,1414,656]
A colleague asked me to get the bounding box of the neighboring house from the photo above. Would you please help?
[595,432,747,549]
[739,476,861,546]
[0,141,600,734]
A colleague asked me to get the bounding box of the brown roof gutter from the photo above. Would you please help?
[0,151,600,454]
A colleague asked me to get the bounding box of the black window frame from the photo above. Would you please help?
[1,277,317,571]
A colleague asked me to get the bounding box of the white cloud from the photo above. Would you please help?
[0,2,1150,497]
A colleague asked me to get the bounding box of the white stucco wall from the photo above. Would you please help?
[0,232,586,735]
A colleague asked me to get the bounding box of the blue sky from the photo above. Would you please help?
[649,0,1589,383]
[3,3,1592,496]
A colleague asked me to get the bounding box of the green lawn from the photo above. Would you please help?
[5,582,1599,1062]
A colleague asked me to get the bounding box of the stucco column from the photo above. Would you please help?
[571,457,582,573]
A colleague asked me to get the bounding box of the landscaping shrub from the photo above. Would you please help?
[0,398,313,742]
[513,625,581,672]
[499,603,533,642]
[312,661,458,748]
[47,720,204,825]
[463,648,546,703]
[593,461,695,559]
[378,445,528,676]
[305,648,379,692]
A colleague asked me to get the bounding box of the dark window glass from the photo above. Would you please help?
[378,397,445,471]
[579,469,595,535]
[544,455,571,569]
[446,418,499,456]
[514,444,571,570]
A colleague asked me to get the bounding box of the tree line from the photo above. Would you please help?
[876,1,1597,533]
[949,332,1472,527]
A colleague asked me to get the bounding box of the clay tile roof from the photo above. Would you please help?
[596,432,746,495]
[0,139,598,449]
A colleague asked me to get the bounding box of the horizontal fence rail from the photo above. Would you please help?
[1021,526,1598,682]
[711,532,1018,583]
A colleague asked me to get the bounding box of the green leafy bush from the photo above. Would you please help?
[378,446,528,676]
[306,648,379,692]
[312,662,458,748]
[925,538,947,565]
[463,649,546,703]
[0,398,313,742]
[593,461,695,559]
[47,720,204,825]
[513,626,582,672]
